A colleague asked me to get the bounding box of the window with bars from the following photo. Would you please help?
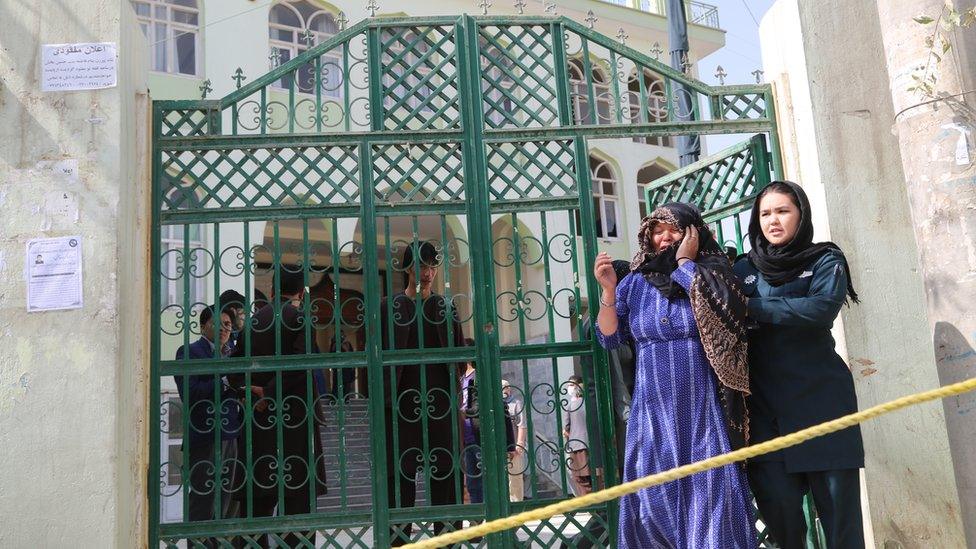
[637,162,671,219]
[269,0,343,98]
[481,46,516,126]
[160,184,207,308]
[381,30,437,113]
[162,393,184,486]
[159,392,184,522]
[629,68,672,147]
[131,0,201,76]
[577,157,620,239]
[568,59,612,125]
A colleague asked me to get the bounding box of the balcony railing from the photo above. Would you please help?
[625,0,721,29]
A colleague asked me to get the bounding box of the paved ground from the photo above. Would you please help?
[165,512,594,548]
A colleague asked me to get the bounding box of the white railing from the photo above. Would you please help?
[687,0,720,28]
[628,0,721,29]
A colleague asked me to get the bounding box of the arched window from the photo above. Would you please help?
[380,29,435,112]
[481,46,516,127]
[637,163,670,219]
[160,181,207,308]
[270,0,343,97]
[628,68,671,147]
[568,59,611,125]
[590,157,620,239]
[131,0,201,76]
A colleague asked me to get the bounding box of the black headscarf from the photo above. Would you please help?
[630,202,751,449]
[611,259,631,285]
[747,181,859,304]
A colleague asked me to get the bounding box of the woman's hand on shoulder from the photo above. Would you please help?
[594,252,618,291]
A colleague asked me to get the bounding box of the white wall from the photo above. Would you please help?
[0,1,149,547]
[760,1,964,547]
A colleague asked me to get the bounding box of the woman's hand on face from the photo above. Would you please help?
[594,252,617,291]
[676,225,699,263]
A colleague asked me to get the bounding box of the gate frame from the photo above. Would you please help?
[149,14,784,548]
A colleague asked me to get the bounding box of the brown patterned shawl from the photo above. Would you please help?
[630,202,751,449]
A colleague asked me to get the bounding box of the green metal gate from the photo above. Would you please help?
[645,134,774,254]
[150,14,782,548]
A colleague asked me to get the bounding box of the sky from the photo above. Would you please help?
[696,0,777,153]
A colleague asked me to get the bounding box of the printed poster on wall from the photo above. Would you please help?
[26,236,83,312]
[41,42,117,92]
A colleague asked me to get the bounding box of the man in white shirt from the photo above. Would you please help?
[502,378,528,502]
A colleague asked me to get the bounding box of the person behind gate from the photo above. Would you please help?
[228,268,327,547]
[501,378,528,503]
[593,203,757,548]
[381,241,467,546]
[459,339,483,506]
[217,289,246,349]
[174,305,242,529]
[563,375,592,497]
[734,181,864,549]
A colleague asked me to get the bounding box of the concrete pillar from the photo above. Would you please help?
[877,0,976,545]
[0,1,149,546]
[761,1,965,546]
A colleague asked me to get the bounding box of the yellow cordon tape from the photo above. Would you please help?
[403,375,976,549]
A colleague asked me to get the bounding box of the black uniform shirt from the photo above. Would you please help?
[734,251,864,473]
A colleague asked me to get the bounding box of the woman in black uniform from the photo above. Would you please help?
[733,181,864,549]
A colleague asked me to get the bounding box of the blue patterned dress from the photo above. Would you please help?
[597,261,756,548]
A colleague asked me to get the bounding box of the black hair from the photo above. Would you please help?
[199,305,215,327]
[275,267,305,296]
[401,241,441,287]
[218,289,246,312]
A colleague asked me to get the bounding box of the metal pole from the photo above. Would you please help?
[667,0,701,166]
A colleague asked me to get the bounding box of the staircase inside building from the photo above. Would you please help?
[315,398,562,512]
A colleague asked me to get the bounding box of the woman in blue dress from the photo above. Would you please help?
[594,203,756,548]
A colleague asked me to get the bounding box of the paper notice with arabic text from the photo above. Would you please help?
[41,43,117,92]
[26,236,83,312]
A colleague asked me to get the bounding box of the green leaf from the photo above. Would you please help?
[932,51,942,63]
[942,37,952,54]
[914,15,935,24]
